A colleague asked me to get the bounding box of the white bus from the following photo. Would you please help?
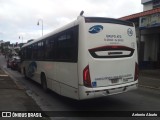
[21,16,138,100]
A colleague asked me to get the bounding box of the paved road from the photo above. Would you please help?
[0,55,160,120]
[0,55,50,120]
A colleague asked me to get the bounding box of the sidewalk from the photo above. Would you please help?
[139,69,160,89]
[0,67,49,119]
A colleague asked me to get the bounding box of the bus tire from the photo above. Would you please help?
[23,68,28,79]
[41,73,48,92]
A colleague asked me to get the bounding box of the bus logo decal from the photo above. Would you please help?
[27,61,37,78]
[89,25,103,34]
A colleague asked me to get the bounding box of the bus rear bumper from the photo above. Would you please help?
[79,80,138,100]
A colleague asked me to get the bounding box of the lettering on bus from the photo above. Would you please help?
[95,74,132,81]
[104,34,124,44]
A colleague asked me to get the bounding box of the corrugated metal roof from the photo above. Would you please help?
[120,8,160,20]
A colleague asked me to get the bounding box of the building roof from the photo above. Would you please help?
[120,8,160,20]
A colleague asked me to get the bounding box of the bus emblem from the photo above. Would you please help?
[127,28,133,36]
[89,25,103,34]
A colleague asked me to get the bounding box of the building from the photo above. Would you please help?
[142,0,160,11]
[0,40,4,47]
[120,0,160,69]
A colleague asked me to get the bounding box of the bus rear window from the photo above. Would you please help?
[89,45,135,58]
[85,17,134,27]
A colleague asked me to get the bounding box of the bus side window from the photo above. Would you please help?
[32,43,38,60]
[55,26,78,62]
[45,38,55,60]
[37,41,45,60]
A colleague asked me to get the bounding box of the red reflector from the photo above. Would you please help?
[111,46,119,49]
[134,62,139,81]
[83,65,92,87]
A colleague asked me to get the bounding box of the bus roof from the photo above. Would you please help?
[22,16,134,48]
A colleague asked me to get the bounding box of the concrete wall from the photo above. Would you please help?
[141,0,152,4]
[143,2,153,11]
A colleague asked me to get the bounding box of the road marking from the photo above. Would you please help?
[2,68,24,90]
[139,76,160,81]
[0,74,8,77]
[139,84,160,90]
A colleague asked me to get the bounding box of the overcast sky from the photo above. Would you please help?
[0,0,143,43]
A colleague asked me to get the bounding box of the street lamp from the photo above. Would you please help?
[19,36,23,43]
[37,19,43,36]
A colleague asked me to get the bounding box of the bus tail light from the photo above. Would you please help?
[134,62,138,81]
[83,65,92,87]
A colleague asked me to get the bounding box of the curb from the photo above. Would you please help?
[1,67,25,90]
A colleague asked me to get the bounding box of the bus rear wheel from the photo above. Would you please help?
[23,68,28,79]
[41,73,48,92]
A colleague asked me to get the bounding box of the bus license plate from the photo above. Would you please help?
[111,78,119,84]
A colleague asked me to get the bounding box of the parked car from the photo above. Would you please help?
[7,58,12,68]
[17,59,22,73]
[10,56,21,70]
